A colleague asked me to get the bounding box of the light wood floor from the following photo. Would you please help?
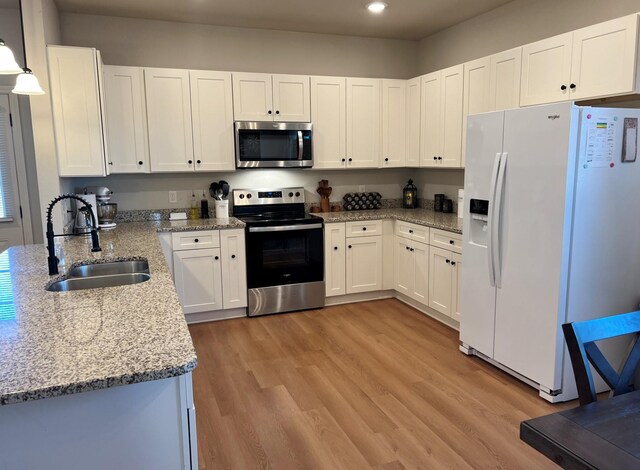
[189,299,572,469]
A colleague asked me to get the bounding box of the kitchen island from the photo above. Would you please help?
[0,218,243,470]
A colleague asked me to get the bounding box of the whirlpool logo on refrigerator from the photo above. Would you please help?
[547,115,561,120]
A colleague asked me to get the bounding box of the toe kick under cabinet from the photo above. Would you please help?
[161,229,247,319]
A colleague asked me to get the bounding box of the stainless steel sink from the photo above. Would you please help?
[67,260,149,278]
[46,260,151,292]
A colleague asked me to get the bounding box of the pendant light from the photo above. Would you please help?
[0,39,22,74]
[12,0,45,95]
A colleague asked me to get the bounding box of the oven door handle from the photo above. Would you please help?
[249,223,323,233]
[297,131,304,161]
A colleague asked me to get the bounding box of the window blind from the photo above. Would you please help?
[0,98,14,222]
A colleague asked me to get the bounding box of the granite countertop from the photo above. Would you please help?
[0,218,242,406]
[312,208,463,234]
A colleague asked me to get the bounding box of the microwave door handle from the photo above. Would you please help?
[298,131,304,161]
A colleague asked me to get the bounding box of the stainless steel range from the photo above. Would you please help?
[233,187,325,317]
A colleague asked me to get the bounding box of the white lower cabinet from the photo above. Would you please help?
[428,245,461,321]
[173,248,223,314]
[394,236,429,304]
[346,235,383,293]
[171,229,247,316]
[325,223,346,297]
[220,229,248,309]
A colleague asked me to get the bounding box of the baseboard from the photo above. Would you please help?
[325,290,395,306]
[185,308,247,324]
[394,292,460,331]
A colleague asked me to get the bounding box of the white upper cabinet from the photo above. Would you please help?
[405,77,421,167]
[103,65,149,173]
[569,14,639,100]
[311,76,347,169]
[47,46,106,177]
[272,74,311,122]
[420,65,464,168]
[462,57,491,167]
[521,15,640,106]
[440,64,464,168]
[233,73,310,121]
[520,32,573,106]
[232,73,273,121]
[346,78,381,169]
[420,71,441,167]
[381,79,406,168]
[489,47,522,111]
[190,70,235,172]
[144,68,194,172]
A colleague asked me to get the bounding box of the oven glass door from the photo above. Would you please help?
[246,225,323,289]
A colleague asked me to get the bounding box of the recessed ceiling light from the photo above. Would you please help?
[367,2,387,14]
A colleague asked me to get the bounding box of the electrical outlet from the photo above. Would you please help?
[358,185,365,192]
[168,191,177,204]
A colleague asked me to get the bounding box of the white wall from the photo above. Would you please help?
[69,169,414,211]
[60,13,418,79]
[413,169,465,205]
[23,0,68,235]
[418,0,640,74]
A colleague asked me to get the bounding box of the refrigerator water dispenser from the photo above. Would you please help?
[469,199,489,245]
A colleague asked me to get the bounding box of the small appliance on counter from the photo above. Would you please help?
[434,194,445,212]
[403,179,418,209]
[442,198,453,213]
[83,186,117,228]
[73,193,98,233]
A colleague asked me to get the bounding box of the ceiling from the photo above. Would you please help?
[54,0,514,41]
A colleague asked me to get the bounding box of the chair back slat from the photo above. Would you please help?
[563,310,640,406]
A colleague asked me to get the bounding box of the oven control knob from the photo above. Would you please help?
[295,192,301,197]
[239,194,245,199]
[247,194,252,199]
[288,192,294,197]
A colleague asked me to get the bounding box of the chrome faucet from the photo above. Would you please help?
[46,194,102,275]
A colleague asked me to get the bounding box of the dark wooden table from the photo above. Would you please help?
[520,390,640,469]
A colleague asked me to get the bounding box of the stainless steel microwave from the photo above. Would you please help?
[235,122,313,169]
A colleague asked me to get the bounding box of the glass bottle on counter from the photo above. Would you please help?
[190,192,199,219]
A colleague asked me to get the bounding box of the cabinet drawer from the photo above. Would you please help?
[394,221,430,243]
[430,228,462,254]
[172,230,220,250]
[346,220,382,237]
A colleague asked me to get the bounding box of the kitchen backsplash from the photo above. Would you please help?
[70,167,464,217]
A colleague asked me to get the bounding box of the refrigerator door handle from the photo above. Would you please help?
[487,152,502,287]
[493,152,508,288]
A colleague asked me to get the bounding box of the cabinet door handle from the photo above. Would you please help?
[437,156,442,161]
[410,248,414,252]
[405,246,409,251]
[570,83,576,90]
[348,245,352,249]
[188,160,193,164]
[231,254,236,259]
[409,229,413,234]
[348,158,353,162]
[433,156,437,161]
[362,227,367,231]
[108,162,113,166]
[214,256,219,260]
[268,110,273,115]
[451,261,456,266]
[341,158,346,163]
[446,259,450,264]
[276,110,280,115]
[385,157,389,162]
[449,240,454,244]
[560,85,567,91]
[138,161,143,166]
[196,159,201,164]
[334,246,338,250]
[194,238,199,243]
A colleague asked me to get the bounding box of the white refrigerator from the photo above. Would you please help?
[460,102,640,402]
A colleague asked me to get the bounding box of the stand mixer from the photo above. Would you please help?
[83,186,117,229]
